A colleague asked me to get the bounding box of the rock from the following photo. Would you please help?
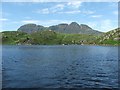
[18,24,46,33]
[114,38,120,41]
[17,22,103,35]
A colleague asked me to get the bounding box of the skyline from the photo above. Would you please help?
[0,2,118,32]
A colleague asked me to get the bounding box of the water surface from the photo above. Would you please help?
[2,45,118,88]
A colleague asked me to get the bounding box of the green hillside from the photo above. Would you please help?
[1,28,120,46]
[1,30,97,45]
[94,28,120,45]
[1,31,31,45]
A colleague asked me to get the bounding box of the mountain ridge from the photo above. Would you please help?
[17,22,103,35]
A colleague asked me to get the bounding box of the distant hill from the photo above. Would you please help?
[17,22,103,35]
[94,28,120,45]
[17,24,47,33]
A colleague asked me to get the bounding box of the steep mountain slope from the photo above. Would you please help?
[63,22,102,34]
[94,28,120,45]
[17,22,102,35]
[79,24,102,35]
[64,22,81,33]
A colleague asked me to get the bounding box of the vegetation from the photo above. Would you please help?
[94,28,120,45]
[60,33,97,45]
[1,28,120,46]
[1,31,31,45]
[31,30,60,45]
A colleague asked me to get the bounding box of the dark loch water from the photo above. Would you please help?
[2,45,118,88]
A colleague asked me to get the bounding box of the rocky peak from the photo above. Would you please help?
[18,23,45,33]
[80,24,92,30]
[70,22,80,26]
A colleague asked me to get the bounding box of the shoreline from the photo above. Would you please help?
[1,44,120,47]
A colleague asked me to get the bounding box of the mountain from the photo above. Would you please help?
[49,23,68,33]
[17,22,102,35]
[64,22,81,33]
[17,24,47,33]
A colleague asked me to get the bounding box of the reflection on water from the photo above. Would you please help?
[2,45,118,88]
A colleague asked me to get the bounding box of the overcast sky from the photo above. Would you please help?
[0,1,118,32]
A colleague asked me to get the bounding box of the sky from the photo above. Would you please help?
[0,1,118,32]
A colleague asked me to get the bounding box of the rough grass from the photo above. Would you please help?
[1,28,120,46]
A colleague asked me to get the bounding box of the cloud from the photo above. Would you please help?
[0,18,8,21]
[50,4,65,13]
[113,11,118,15]
[90,15,102,18]
[36,2,82,14]
[39,8,49,14]
[82,11,95,14]
[36,4,65,14]
[59,10,81,14]
[67,1,82,9]
[54,4,65,10]
[22,20,40,23]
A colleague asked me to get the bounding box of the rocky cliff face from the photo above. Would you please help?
[17,22,102,35]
